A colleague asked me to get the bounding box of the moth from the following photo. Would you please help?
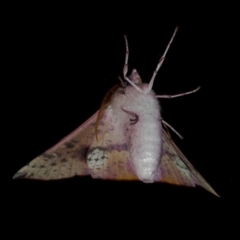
[13,27,219,197]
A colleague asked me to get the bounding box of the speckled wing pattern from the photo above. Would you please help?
[13,110,218,196]
[158,130,218,196]
[13,112,98,180]
[13,110,137,181]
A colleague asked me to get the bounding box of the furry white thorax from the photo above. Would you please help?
[111,83,162,182]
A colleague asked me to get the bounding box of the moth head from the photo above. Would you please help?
[129,69,142,84]
[127,69,151,95]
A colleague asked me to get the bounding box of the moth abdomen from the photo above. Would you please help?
[122,85,162,183]
[128,113,162,183]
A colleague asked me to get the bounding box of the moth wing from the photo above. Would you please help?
[13,112,98,180]
[155,129,219,196]
[13,108,137,181]
[14,108,218,196]
[86,106,138,181]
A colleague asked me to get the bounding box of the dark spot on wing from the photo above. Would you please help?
[51,162,57,166]
[98,121,105,126]
[40,165,45,168]
[65,142,75,149]
[165,149,176,159]
[70,145,89,162]
[61,158,67,163]
[162,148,166,155]
[107,143,129,151]
[42,153,55,159]
[96,129,102,135]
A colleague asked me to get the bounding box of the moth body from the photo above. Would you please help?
[111,82,162,183]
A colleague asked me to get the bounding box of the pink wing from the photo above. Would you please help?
[13,110,219,197]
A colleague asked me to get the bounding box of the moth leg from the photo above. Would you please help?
[148,27,179,92]
[123,36,142,93]
[118,76,126,93]
[121,106,139,125]
[162,119,183,139]
[156,86,200,99]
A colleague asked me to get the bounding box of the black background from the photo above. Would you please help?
[4,2,238,237]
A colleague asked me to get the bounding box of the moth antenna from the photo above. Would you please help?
[156,86,200,99]
[123,35,143,93]
[148,27,179,92]
[162,119,184,139]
